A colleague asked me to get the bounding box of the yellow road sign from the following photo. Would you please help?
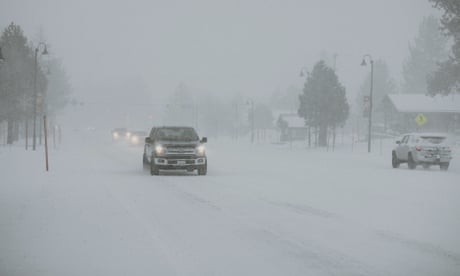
[415,113,427,126]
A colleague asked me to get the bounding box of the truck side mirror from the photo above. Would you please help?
[145,137,151,144]
[201,137,207,143]
[396,140,401,144]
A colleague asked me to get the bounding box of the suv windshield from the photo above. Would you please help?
[155,128,199,141]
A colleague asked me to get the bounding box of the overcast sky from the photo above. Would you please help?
[1,0,437,104]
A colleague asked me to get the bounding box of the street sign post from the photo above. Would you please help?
[415,113,427,127]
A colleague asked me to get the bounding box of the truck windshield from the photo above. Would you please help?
[156,128,199,141]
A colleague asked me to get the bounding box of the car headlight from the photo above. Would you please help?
[113,132,119,138]
[131,136,139,144]
[126,132,131,138]
[155,145,165,156]
[196,145,206,156]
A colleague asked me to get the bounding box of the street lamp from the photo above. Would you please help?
[32,42,48,151]
[361,54,374,153]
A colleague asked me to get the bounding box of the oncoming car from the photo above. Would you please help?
[143,126,208,175]
[129,130,148,146]
[111,128,128,141]
[392,133,453,171]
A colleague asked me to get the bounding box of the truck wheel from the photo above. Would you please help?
[392,151,400,168]
[150,156,159,175]
[198,163,207,176]
[440,162,449,171]
[143,153,149,170]
[408,153,416,170]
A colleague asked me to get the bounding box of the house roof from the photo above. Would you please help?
[278,113,306,128]
[386,94,460,114]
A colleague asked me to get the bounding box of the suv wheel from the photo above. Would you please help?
[408,153,416,170]
[440,162,449,171]
[392,151,400,168]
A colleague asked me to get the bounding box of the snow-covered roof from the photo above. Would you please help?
[386,94,460,114]
[278,113,306,128]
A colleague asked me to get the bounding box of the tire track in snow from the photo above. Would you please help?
[263,199,341,220]
[376,230,460,266]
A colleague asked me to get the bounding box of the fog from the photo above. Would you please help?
[1,0,435,110]
[2,2,460,275]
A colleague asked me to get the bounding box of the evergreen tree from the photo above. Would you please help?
[427,0,460,95]
[298,61,349,147]
[402,16,448,94]
[0,22,46,144]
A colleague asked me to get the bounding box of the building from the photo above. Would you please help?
[383,94,460,133]
[276,113,308,142]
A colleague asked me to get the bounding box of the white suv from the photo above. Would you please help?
[392,133,452,170]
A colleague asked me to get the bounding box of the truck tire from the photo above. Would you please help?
[440,162,449,171]
[392,151,400,168]
[150,155,159,175]
[198,163,207,176]
[408,153,416,170]
[143,153,149,170]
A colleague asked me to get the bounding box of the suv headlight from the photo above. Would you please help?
[196,145,205,156]
[155,145,165,156]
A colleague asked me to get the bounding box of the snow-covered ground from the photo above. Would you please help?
[1,129,459,276]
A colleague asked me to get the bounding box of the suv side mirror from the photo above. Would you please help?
[201,137,207,143]
[145,137,152,144]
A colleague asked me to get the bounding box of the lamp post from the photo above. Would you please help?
[361,54,374,153]
[32,43,48,151]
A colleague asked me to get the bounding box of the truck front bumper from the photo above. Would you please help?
[153,156,206,170]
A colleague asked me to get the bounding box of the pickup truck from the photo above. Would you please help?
[143,126,207,175]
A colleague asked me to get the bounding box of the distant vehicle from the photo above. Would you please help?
[129,130,148,146]
[143,126,207,175]
[392,133,453,170]
[111,128,128,141]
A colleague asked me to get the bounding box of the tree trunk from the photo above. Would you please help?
[332,126,336,152]
[13,121,19,142]
[318,124,327,147]
[7,119,14,145]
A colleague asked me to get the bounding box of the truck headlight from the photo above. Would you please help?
[196,145,205,156]
[155,145,165,156]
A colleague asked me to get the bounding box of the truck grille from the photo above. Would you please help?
[166,147,195,155]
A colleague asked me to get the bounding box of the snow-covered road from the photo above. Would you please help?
[1,130,460,276]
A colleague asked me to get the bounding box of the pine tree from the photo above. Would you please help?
[298,61,349,147]
[402,16,448,94]
[427,0,460,95]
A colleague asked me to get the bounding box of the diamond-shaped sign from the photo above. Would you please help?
[415,113,427,126]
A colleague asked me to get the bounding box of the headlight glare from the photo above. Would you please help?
[196,145,205,156]
[155,145,165,155]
